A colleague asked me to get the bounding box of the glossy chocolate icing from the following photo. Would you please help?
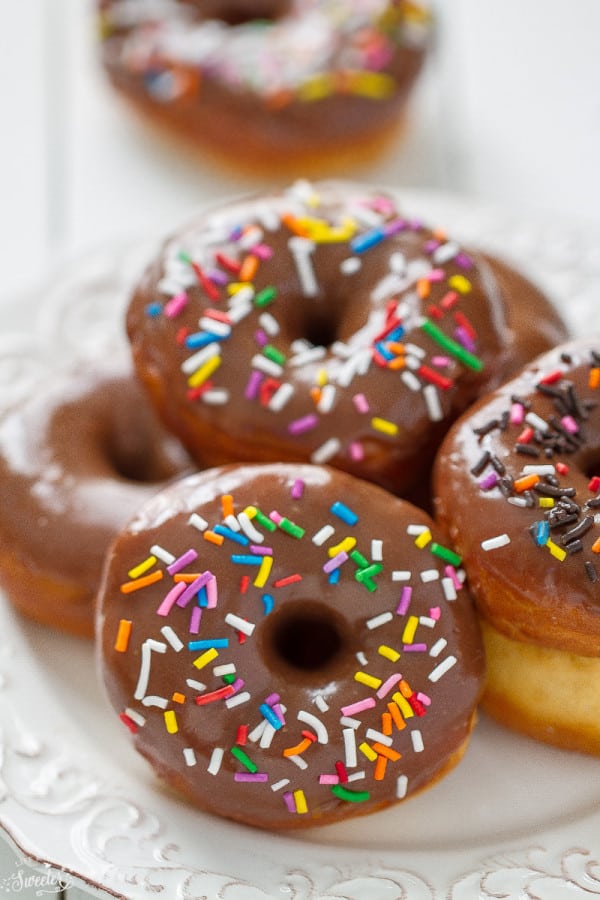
[0,355,192,636]
[97,0,429,168]
[97,462,484,829]
[126,180,567,499]
[433,339,600,657]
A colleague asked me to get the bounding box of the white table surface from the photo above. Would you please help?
[1,2,600,896]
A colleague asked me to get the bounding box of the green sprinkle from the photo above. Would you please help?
[279,517,305,539]
[254,286,277,308]
[177,250,192,265]
[350,549,370,569]
[420,318,484,372]
[331,784,370,803]
[253,508,277,532]
[430,542,462,567]
[263,345,286,366]
[222,673,236,685]
[355,563,383,592]
[231,746,258,773]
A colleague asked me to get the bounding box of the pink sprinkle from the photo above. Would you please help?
[156,581,186,616]
[323,551,348,573]
[561,415,579,434]
[265,693,280,706]
[403,643,427,652]
[423,239,440,254]
[425,267,445,283]
[510,402,525,425]
[443,567,462,591]
[396,586,412,616]
[341,697,376,716]
[250,545,273,556]
[353,393,370,414]
[282,791,296,812]
[252,243,273,260]
[167,549,198,576]
[319,774,340,785]
[254,329,268,347]
[269,510,283,525]
[272,703,286,725]
[206,574,218,608]
[417,692,432,706]
[291,478,305,500]
[288,414,319,435]
[429,606,442,620]
[235,773,269,783]
[376,673,403,699]
[349,441,364,461]
[164,291,188,318]
[230,677,245,694]
[245,370,263,400]
[189,605,202,633]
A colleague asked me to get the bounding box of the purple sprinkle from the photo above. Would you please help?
[234,773,269,783]
[288,414,319,435]
[189,605,202,634]
[454,326,477,353]
[250,545,273,556]
[455,251,474,270]
[396,586,412,615]
[424,239,440,253]
[167,549,198,576]
[177,572,213,608]
[264,693,280,706]
[384,218,408,236]
[282,791,296,812]
[207,269,228,286]
[230,678,245,694]
[479,471,498,491]
[291,478,305,500]
[403,643,428,652]
[254,329,268,347]
[245,370,263,400]
[323,551,348,573]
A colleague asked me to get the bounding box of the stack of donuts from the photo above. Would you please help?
[4,177,599,834]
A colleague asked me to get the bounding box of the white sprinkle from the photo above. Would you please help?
[271,778,290,792]
[181,342,220,374]
[508,496,529,507]
[183,748,197,767]
[160,626,184,651]
[186,678,206,691]
[356,651,368,666]
[213,663,236,676]
[315,695,329,713]
[441,577,457,601]
[198,316,231,338]
[525,411,550,433]
[411,730,424,753]
[429,638,447,658]
[340,256,361,275]
[251,354,283,377]
[312,524,335,545]
[371,272,406,303]
[371,539,383,561]
[402,370,421,392]
[389,251,407,274]
[288,754,308,770]
[429,655,457,682]
[141,695,168,709]
[317,383,336,414]
[424,384,444,422]
[290,338,312,353]
[347,771,367,783]
[207,747,224,775]
[407,523,429,535]
[124,708,146,728]
[201,389,229,406]
[405,342,426,360]
[223,514,241,532]
[521,464,556,476]
[239,225,263,249]
[392,570,412,581]
[289,346,327,367]
[238,512,265,543]
[134,639,166,701]
[268,382,295,412]
[289,236,318,297]
[419,616,437,628]
[225,613,255,636]
[420,569,439,582]
[158,276,187,296]
[335,349,372,387]
[366,611,394,630]
[258,312,279,335]
[366,729,392,747]
[340,715,361,730]
[396,774,409,799]
[248,720,267,743]
[481,533,511,551]
[259,722,277,749]
[298,710,328,743]
[343,728,357,767]
[311,437,341,464]
[255,203,280,232]
[188,512,208,531]
[225,691,251,709]
[433,241,460,265]
[150,544,175,565]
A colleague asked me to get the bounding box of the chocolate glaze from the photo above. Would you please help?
[0,355,192,636]
[97,0,429,169]
[126,180,567,499]
[433,339,600,657]
[97,462,484,829]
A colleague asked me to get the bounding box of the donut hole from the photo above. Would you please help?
[301,311,340,351]
[263,601,350,676]
[201,0,290,26]
[104,431,186,484]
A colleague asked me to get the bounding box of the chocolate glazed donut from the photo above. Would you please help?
[96,463,485,829]
[0,356,192,637]
[126,180,567,501]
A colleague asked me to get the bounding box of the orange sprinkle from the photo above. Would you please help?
[239,255,259,282]
[221,494,235,519]
[387,701,406,730]
[120,570,163,593]
[417,278,431,299]
[281,213,309,236]
[204,530,225,546]
[381,711,393,736]
[114,619,132,652]
[432,227,447,241]
[589,367,600,389]
[172,692,186,704]
[388,356,406,370]
[173,572,202,583]
[399,678,414,699]
[310,386,322,404]
[592,537,600,554]
[283,737,313,758]
[374,754,388,781]
[372,742,402,762]
[514,473,540,493]
[387,342,405,355]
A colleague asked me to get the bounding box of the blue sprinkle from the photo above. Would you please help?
[185,331,223,349]
[328,568,341,585]
[188,638,229,650]
[213,524,249,546]
[262,594,274,615]
[535,520,550,546]
[259,703,283,730]
[145,301,162,317]
[350,227,385,254]
[197,586,208,608]
[330,501,359,526]
[231,554,263,565]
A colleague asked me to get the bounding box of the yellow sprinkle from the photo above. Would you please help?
[378,644,401,662]
[344,70,396,99]
[193,648,219,670]
[316,368,328,387]
[538,497,555,508]
[354,671,383,690]
[402,615,419,644]
[188,354,221,388]
[172,692,186,704]
[448,274,472,294]
[293,789,308,814]
[546,539,567,562]
[164,710,178,734]
[114,619,132,653]
[298,73,334,101]
[328,536,357,557]
[371,416,399,436]
[243,505,258,519]
[128,556,157,579]
[227,282,253,295]
[392,691,414,719]
[254,555,273,588]
[414,528,432,549]
[359,742,378,762]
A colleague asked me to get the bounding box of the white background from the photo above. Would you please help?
[2,0,600,305]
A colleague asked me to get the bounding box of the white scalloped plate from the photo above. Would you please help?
[1,190,600,899]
